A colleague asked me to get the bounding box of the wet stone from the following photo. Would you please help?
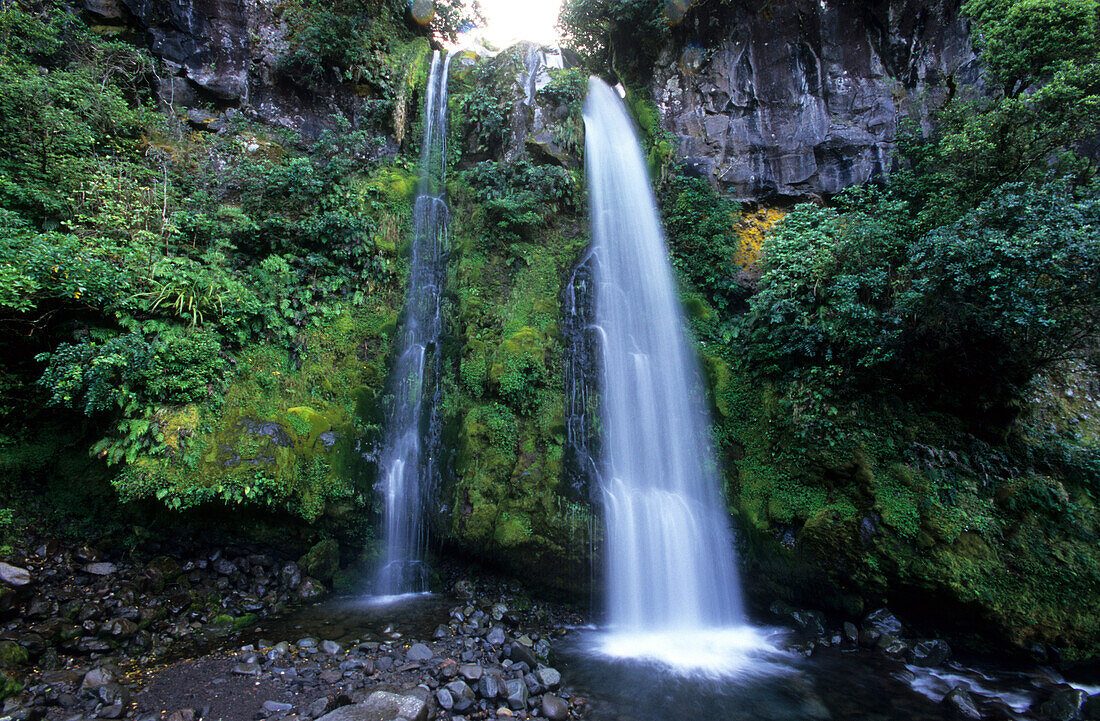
[435,688,453,711]
[263,701,294,713]
[942,685,982,720]
[541,694,569,721]
[486,627,506,646]
[406,643,433,662]
[478,674,505,700]
[83,563,117,576]
[320,640,343,656]
[505,678,528,710]
[233,662,262,676]
[459,664,483,682]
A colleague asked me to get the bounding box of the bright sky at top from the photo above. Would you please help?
[471,0,564,48]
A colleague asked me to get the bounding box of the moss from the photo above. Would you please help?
[734,207,786,270]
[111,304,398,520]
[0,641,27,668]
[0,672,21,701]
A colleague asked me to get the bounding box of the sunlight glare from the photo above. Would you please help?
[473,0,564,48]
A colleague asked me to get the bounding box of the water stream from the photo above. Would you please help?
[579,77,762,671]
[374,50,454,596]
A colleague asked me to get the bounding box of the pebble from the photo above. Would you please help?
[541,694,569,721]
[263,701,294,713]
[406,643,433,661]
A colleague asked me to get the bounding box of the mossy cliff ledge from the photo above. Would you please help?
[433,46,595,596]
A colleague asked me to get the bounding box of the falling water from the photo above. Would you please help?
[374,51,454,596]
[582,77,758,669]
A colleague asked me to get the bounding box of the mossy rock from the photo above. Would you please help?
[0,672,21,701]
[299,538,340,582]
[0,641,28,668]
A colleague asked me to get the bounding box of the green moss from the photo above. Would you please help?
[111,305,397,520]
[0,672,21,701]
[0,641,27,668]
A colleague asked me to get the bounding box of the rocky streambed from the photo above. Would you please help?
[3,536,1100,721]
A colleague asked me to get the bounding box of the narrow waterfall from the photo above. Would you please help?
[374,51,453,596]
[582,78,747,649]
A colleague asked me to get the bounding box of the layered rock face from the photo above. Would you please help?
[82,0,383,134]
[652,0,982,200]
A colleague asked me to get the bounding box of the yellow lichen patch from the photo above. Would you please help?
[734,207,786,269]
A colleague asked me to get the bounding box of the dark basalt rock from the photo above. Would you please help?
[651,0,983,201]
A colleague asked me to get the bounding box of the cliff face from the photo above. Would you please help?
[81,0,397,135]
[651,0,982,200]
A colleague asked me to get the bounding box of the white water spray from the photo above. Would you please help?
[583,77,765,672]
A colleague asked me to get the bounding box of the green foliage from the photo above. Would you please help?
[559,0,666,78]
[660,175,745,314]
[963,0,1100,96]
[459,66,512,157]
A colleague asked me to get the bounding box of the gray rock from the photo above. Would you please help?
[444,681,475,713]
[508,642,538,668]
[505,678,528,711]
[486,627,506,646]
[908,640,952,667]
[458,664,483,682]
[321,640,343,656]
[434,688,453,711]
[314,690,428,721]
[535,667,561,690]
[82,667,118,689]
[405,643,433,662]
[83,563,117,576]
[477,674,505,700]
[842,622,859,644]
[942,686,982,720]
[541,694,569,721]
[232,662,262,677]
[263,701,293,713]
[649,0,983,201]
[864,608,904,638]
[0,563,31,587]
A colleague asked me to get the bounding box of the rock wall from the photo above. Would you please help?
[82,0,404,136]
[652,0,983,200]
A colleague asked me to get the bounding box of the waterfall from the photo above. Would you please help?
[374,51,454,597]
[582,77,753,665]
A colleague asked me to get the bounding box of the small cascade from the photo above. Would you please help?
[581,77,763,671]
[374,51,454,597]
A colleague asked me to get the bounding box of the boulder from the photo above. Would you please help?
[0,563,31,587]
[942,686,982,720]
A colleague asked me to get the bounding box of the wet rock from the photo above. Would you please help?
[1038,687,1088,721]
[507,642,538,668]
[458,664,483,682]
[281,563,302,589]
[310,696,338,717]
[166,710,196,721]
[541,694,569,721]
[0,563,31,587]
[99,703,125,718]
[434,688,453,711]
[406,643,432,662]
[321,640,343,656]
[444,680,475,713]
[263,700,294,713]
[505,678,528,710]
[233,662,262,676]
[81,667,119,690]
[908,640,952,667]
[315,689,429,721]
[876,634,908,658]
[478,674,505,700]
[83,563,117,576]
[535,667,561,690]
[865,608,903,637]
[453,580,474,600]
[298,578,325,600]
[299,539,339,583]
[1082,694,1100,720]
[105,618,139,637]
[486,627,506,646]
[942,685,982,720]
[432,625,450,640]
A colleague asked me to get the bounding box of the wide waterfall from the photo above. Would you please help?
[374,51,453,597]
[582,77,761,670]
